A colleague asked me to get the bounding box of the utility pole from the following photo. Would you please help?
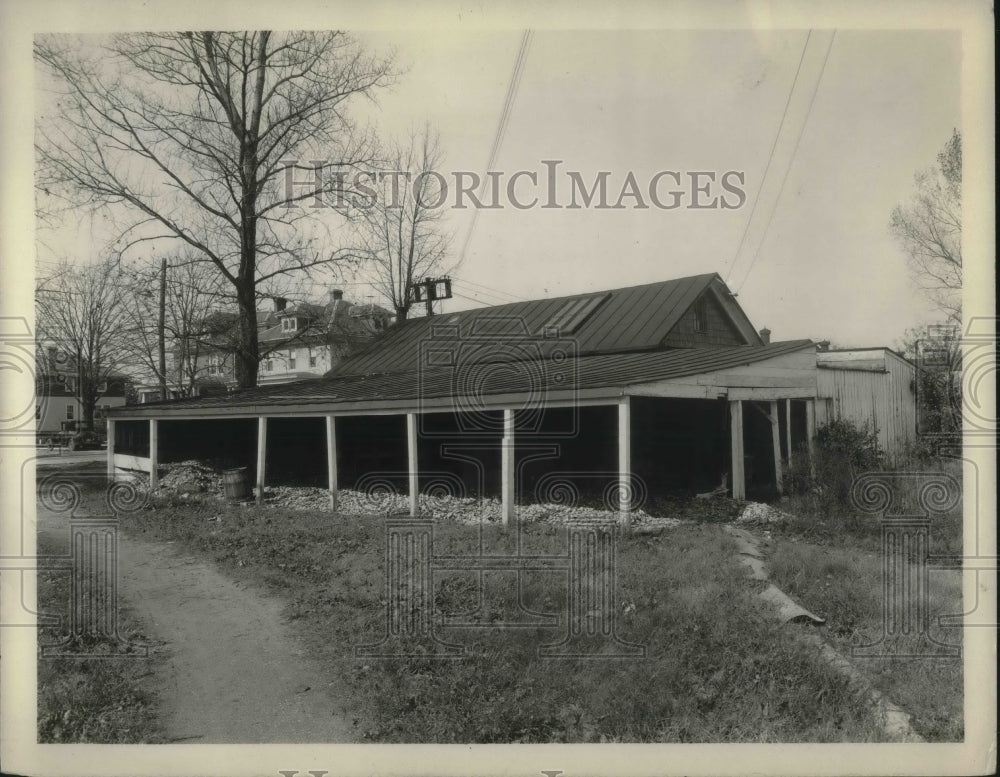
[158,257,168,401]
[406,277,453,318]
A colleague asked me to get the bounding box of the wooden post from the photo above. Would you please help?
[618,397,631,529]
[805,399,816,477]
[407,413,418,517]
[256,416,267,504]
[501,408,515,527]
[729,400,745,500]
[785,398,793,466]
[149,418,159,490]
[106,418,115,481]
[769,400,782,496]
[325,415,338,512]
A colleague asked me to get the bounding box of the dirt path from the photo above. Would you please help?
[37,506,355,743]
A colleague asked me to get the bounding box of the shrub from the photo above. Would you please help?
[784,418,884,516]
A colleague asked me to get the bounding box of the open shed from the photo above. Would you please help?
[108,273,828,518]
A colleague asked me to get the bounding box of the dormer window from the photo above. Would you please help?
[281,317,298,332]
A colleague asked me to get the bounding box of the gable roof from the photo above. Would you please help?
[335,273,761,378]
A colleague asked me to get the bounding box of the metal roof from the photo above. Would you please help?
[112,339,814,417]
[333,273,759,378]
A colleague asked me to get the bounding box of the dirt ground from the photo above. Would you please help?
[36,505,356,743]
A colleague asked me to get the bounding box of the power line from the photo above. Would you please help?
[451,285,511,306]
[457,30,533,266]
[453,277,529,302]
[724,30,812,286]
[734,30,837,294]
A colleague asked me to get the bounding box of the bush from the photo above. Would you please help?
[784,418,884,516]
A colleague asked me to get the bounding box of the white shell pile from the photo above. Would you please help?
[154,462,685,530]
[735,501,793,525]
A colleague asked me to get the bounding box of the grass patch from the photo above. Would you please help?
[768,539,963,741]
[36,533,165,743]
[113,495,889,743]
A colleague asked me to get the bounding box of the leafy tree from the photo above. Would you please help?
[36,31,395,387]
[890,130,962,324]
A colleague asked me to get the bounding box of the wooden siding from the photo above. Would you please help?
[661,290,747,348]
[817,352,916,461]
[628,346,818,398]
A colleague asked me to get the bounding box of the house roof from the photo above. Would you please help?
[334,273,761,378]
[111,339,814,416]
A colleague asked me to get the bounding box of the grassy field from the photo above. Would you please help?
[37,459,966,743]
[36,532,165,744]
[766,534,964,741]
[111,492,891,743]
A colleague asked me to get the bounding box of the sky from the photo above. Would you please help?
[33,27,961,349]
[349,28,961,346]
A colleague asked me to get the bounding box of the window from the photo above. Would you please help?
[36,405,41,420]
[97,381,108,392]
[281,317,298,332]
[64,377,75,393]
[693,298,708,333]
[288,350,296,370]
[264,359,273,372]
[208,354,220,376]
[539,293,609,335]
[66,404,74,420]
[309,354,317,368]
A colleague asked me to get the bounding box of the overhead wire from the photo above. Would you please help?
[734,30,837,294]
[456,30,533,267]
[724,30,812,286]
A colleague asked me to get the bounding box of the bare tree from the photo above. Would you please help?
[355,128,453,321]
[35,31,395,387]
[890,130,962,324]
[35,259,131,430]
[120,254,227,398]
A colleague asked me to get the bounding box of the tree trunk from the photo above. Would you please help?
[82,396,96,432]
[234,278,259,388]
[395,306,408,322]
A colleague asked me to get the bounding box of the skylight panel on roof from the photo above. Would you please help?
[540,293,609,335]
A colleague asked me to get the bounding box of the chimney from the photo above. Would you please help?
[330,289,344,302]
[273,296,287,313]
[817,340,831,352]
[759,327,771,344]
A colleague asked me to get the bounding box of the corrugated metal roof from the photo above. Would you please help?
[113,340,814,416]
[333,273,754,378]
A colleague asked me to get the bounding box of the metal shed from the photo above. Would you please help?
[816,348,918,462]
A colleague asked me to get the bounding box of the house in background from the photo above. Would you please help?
[133,288,392,401]
[35,345,128,434]
[196,289,393,390]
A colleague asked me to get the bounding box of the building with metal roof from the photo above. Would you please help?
[107,272,915,517]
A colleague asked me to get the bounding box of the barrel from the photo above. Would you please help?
[222,467,250,501]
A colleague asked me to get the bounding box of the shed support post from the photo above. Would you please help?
[785,398,793,467]
[501,408,515,527]
[769,401,782,496]
[618,397,631,530]
[407,413,418,517]
[326,415,338,513]
[106,419,115,481]
[805,398,816,478]
[256,416,267,504]
[730,400,746,500]
[149,419,159,490]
